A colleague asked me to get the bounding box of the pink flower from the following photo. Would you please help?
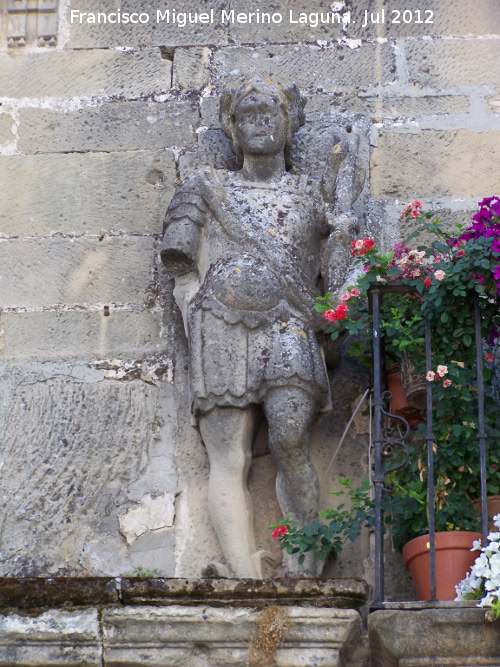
[350,288,360,298]
[322,309,337,322]
[424,277,431,289]
[413,200,422,208]
[426,371,436,381]
[437,365,448,376]
[443,379,452,388]
[354,239,364,250]
[457,249,465,258]
[486,352,494,363]
[434,270,445,281]
[340,293,350,303]
[411,209,419,218]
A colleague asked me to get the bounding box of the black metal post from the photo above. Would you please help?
[425,313,436,601]
[371,288,385,604]
[474,292,489,547]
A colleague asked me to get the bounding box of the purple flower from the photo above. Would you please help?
[479,196,500,208]
[492,237,500,253]
[494,265,500,280]
[471,273,485,285]
[488,325,500,345]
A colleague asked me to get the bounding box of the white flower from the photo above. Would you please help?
[436,365,448,376]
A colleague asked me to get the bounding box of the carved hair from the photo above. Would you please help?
[220,77,306,169]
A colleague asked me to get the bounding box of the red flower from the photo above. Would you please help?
[424,277,431,289]
[335,309,347,321]
[336,304,348,312]
[357,247,367,256]
[278,525,288,536]
[485,352,494,363]
[457,249,465,258]
[322,309,337,322]
[271,529,281,539]
[363,238,375,250]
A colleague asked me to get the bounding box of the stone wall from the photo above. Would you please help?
[0,0,499,595]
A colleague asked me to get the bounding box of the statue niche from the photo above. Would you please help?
[161,78,364,578]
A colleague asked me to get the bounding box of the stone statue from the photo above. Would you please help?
[161,78,362,578]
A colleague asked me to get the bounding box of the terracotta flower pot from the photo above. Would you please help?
[400,353,426,411]
[472,495,500,532]
[402,531,482,601]
[387,364,425,427]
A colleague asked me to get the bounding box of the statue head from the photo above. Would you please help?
[220,78,306,170]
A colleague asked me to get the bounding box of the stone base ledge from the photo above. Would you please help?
[369,607,500,666]
[0,605,364,666]
[0,578,368,666]
[0,576,368,612]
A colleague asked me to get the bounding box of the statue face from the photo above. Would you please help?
[233,92,287,157]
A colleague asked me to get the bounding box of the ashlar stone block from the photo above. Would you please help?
[65,0,228,48]
[213,42,395,94]
[0,236,154,308]
[0,48,171,99]
[369,607,500,666]
[0,309,164,362]
[17,100,199,154]
[0,150,176,237]
[0,609,101,666]
[102,605,363,666]
[406,38,500,90]
[370,129,500,199]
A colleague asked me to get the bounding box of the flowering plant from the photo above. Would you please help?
[312,197,500,547]
[269,478,375,564]
[455,514,500,620]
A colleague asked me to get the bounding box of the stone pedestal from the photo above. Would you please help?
[0,577,368,666]
[369,605,500,666]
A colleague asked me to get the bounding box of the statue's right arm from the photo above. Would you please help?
[161,178,207,331]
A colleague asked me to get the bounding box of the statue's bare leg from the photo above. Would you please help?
[264,387,321,577]
[199,405,262,578]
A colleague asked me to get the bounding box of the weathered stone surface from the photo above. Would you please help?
[382,95,470,118]
[65,0,228,48]
[0,151,175,237]
[370,130,500,199]
[212,43,395,94]
[120,577,368,607]
[0,151,174,236]
[0,113,14,147]
[0,369,162,576]
[17,100,199,154]
[226,0,347,44]
[102,605,363,666]
[406,38,500,89]
[0,236,154,308]
[369,607,500,666]
[343,0,500,39]
[0,578,118,611]
[172,47,211,90]
[0,49,170,99]
[178,128,238,178]
[0,609,101,666]
[0,309,164,362]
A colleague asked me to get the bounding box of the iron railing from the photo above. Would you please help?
[369,283,488,606]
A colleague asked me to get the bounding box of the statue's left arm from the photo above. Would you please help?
[319,131,366,296]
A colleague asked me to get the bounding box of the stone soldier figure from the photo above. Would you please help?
[161,78,362,577]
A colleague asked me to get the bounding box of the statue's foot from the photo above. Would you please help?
[283,550,324,578]
[201,562,232,578]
